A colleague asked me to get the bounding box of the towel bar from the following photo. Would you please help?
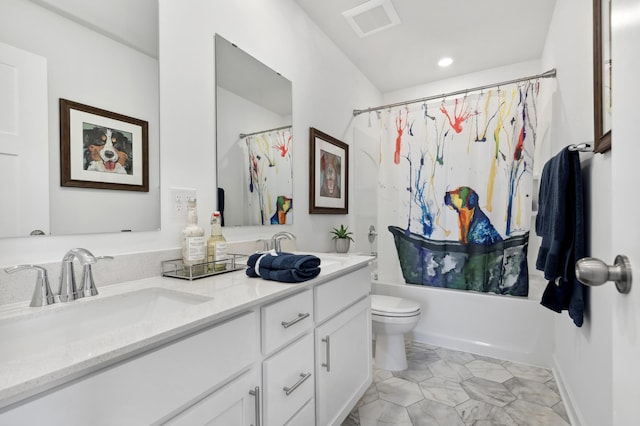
[568,143,592,152]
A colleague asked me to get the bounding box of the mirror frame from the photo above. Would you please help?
[593,0,612,153]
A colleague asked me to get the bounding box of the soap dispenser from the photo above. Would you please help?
[182,198,206,274]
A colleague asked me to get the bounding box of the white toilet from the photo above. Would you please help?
[371,294,421,371]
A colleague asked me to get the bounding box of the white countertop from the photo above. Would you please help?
[0,252,373,410]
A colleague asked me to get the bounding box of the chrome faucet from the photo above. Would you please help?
[4,265,55,307]
[271,231,296,253]
[59,248,112,302]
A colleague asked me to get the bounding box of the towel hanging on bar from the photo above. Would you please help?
[535,146,586,327]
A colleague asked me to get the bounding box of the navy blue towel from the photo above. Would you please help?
[246,252,321,283]
[535,147,585,327]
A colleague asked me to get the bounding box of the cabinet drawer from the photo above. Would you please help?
[315,267,370,323]
[262,289,313,355]
[263,333,314,426]
[285,398,315,426]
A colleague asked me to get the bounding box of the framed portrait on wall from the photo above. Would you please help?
[309,127,348,214]
[59,98,149,192]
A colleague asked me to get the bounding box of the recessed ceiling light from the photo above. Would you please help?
[438,57,453,67]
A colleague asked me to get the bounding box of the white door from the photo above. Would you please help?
[0,41,49,237]
[610,0,640,423]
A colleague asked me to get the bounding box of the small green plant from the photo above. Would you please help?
[330,224,354,241]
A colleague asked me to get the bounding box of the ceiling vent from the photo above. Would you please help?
[342,0,401,38]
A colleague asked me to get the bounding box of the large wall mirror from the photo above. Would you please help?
[593,0,612,153]
[0,0,160,238]
[215,34,293,227]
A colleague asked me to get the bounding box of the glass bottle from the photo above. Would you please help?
[207,211,228,272]
[182,198,206,275]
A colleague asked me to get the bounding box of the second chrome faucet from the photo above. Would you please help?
[59,248,113,302]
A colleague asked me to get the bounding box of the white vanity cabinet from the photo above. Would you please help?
[0,311,260,425]
[314,268,372,426]
[0,258,373,426]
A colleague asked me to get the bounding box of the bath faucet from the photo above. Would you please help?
[271,231,296,253]
[4,265,56,307]
[59,248,98,302]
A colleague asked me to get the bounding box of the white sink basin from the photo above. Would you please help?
[0,288,211,364]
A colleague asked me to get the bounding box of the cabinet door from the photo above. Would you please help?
[315,297,372,426]
[285,398,315,426]
[0,312,258,425]
[165,368,260,426]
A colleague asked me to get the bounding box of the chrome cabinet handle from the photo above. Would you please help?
[283,372,312,396]
[281,312,310,329]
[249,386,261,426]
[321,336,331,372]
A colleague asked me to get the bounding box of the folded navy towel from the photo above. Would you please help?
[246,252,321,283]
[246,252,264,277]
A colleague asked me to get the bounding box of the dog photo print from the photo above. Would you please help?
[60,99,148,192]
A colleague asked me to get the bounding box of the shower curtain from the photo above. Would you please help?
[377,82,544,297]
[244,128,293,225]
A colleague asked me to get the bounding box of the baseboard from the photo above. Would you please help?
[551,354,584,426]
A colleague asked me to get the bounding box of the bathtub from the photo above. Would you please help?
[371,273,554,368]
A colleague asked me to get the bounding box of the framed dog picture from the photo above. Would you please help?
[59,99,149,192]
[309,127,348,214]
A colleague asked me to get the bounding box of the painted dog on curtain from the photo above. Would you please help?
[444,186,502,245]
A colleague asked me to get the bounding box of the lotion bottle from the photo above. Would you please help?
[207,211,227,272]
[182,198,206,274]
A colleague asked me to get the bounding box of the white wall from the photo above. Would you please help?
[0,0,381,269]
[0,0,160,238]
[158,0,382,253]
[540,1,614,425]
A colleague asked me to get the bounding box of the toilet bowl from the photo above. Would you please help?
[371,294,421,371]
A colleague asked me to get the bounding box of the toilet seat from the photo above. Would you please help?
[371,294,420,318]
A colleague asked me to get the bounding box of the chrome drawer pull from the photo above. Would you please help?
[283,372,312,396]
[249,386,261,426]
[281,312,310,329]
[322,336,331,372]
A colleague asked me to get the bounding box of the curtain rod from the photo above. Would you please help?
[352,68,557,117]
[239,125,292,139]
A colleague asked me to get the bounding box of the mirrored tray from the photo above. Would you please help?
[161,254,247,280]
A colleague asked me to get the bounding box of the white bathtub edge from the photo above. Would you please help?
[372,280,554,368]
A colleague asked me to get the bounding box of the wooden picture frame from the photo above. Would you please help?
[593,0,612,153]
[60,98,149,191]
[309,127,348,214]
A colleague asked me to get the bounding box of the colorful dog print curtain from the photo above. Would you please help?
[244,128,293,225]
[378,82,544,297]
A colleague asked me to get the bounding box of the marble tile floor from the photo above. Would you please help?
[342,341,570,426]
